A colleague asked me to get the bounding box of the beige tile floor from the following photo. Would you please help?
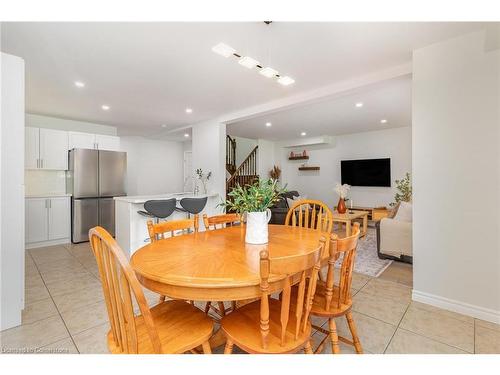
[1,242,499,354]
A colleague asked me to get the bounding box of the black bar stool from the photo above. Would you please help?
[177,197,208,216]
[137,198,177,223]
[176,197,208,232]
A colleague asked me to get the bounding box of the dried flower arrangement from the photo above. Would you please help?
[269,165,281,180]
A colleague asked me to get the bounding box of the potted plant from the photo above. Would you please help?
[220,179,286,244]
[334,183,350,214]
[390,172,412,207]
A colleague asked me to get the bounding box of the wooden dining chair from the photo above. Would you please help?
[221,238,327,354]
[201,213,241,317]
[285,199,333,233]
[147,216,198,242]
[89,226,214,354]
[202,213,240,230]
[308,222,363,354]
[285,200,333,282]
[147,217,199,303]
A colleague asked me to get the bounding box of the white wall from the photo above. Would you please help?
[26,113,117,135]
[183,140,192,152]
[1,53,25,330]
[277,127,412,208]
[233,136,257,166]
[192,121,225,203]
[120,136,184,196]
[257,139,275,180]
[412,31,500,322]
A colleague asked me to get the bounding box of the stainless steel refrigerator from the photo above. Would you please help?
[68,149,127,243]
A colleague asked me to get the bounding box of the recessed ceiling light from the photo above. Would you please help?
[184,133,190,138]
[161,124,167,128]
[212,43,236,58]
[74,81,85,88]
[300,132,307,136]
[238,56,259,69]
[355,102,364,108]
[101,105,110,111]
[380,119,388,124]
[277,76,295,86]
[265,122,272,127]
[259,67,279,78]
[185,108,193,114]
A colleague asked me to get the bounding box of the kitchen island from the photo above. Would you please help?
[114,192,221,256]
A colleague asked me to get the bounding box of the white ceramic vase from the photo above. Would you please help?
[245,209,272,244]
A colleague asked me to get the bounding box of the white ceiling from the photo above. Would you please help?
[0,22,487,135]
[227,75,412,140]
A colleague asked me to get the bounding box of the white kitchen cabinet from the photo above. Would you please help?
[95,134,120,151]
[25,127,40,169]
[68,131,120,151]
[47,197,70,240]
[25,127,68,170]
[40,128,68,170]
[25,198,49,243]
[68,131,96,150]
[25,196,70,247]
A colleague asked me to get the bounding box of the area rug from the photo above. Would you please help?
[335,227,393,278]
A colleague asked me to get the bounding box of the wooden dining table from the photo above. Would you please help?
[130,224,326,349]
[131,224,325,303]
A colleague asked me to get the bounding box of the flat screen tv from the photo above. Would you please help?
[341,158,391,187]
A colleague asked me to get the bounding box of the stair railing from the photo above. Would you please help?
[226,145,258,195]
[226,135,236,173]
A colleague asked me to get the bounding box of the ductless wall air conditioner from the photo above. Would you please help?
[282,135,334,148]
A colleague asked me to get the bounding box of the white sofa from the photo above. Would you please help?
[376,202,413,263]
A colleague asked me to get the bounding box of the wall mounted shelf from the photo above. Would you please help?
[288,156,309,160]
[298,166,320,171]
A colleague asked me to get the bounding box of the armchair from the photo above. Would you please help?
[376,202,413,264]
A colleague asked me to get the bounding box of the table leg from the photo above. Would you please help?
[346,220,351,237]
[362,215,368,238]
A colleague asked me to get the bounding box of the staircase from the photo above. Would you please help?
[226,137,259,199]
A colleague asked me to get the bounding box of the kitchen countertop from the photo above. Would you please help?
[114,192,219,204]
[25,193,72,198]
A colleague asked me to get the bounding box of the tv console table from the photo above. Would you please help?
[342,205,390,221]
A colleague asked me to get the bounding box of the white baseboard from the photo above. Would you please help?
[412,290,500,324]
[26,238,70,250]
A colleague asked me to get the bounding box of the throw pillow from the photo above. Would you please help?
[286,195,309,209]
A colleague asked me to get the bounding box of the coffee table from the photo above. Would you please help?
[332,210,368,238]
